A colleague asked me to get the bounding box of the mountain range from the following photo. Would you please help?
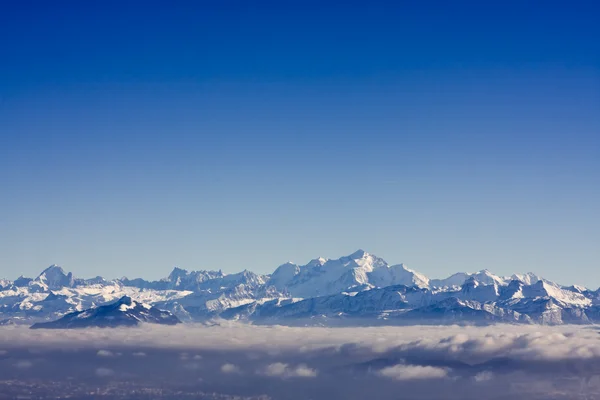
[1,250,598,327]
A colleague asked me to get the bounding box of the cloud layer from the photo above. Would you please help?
[1,323,600,399]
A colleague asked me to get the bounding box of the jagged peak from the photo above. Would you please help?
[273,262,300,274]
[279,261,298,267]
[306,257,327,266]
[116,295,134,306]
[38,264,68,277]
[167,266,189,281]
[349,249,368,259]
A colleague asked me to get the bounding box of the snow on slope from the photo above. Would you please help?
[35,265,75,291]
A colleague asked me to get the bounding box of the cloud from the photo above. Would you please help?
[263,362,318,378]
[290,364,318,378]
[96,350,115,357]
[2,324,600,399]
[179,352,201,361]
[378,364,449,381]
[263,362,287,376]
[221,363,241,374]
[474,371,494,382]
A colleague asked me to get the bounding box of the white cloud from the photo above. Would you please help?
[378,364,449,381]
[264,362,288,376]
[292,364,318,378]
[474,371,494,382]
[96,349,115,357]
[263,362,317,378]
[221,363,241,374]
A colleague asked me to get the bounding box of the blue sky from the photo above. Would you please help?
[1,1,599,284]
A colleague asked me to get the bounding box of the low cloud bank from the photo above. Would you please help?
[1,323,600,399]
[262,362,318,378]
[378,364,449,381]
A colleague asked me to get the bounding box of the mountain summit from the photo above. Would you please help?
[35,265,75,290]
[269,250,429,297]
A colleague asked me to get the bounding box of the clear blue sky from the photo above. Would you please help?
[1,1,599,285]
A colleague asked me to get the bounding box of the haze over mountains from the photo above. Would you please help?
[1,250,599,327]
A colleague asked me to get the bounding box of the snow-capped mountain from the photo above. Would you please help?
[35,265,76,291]
[1,250,598,327]
[269,249,429,298]
[430,270,505,288]
[222,275,593,326]
[30,296,181,329]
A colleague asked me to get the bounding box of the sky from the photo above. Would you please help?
[0,1,599,285]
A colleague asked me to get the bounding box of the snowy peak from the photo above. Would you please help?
[510,272,544,285]
[348,249,368,259]
[521,280,591,307]
[471,269,505,286]
[37,264,67,277]
[460,278,499,302]
[431,269,516,288]
[368,263,429,289]
[389,264,430,288]
[346,249,388,269]
[266,250,429,297]
[167,266,189,282]
[269,262,301,290]
[35,264,75,290]
[307,257,327,267]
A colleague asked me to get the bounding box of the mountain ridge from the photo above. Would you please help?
[1,250,598,327]
[30,295,181,329]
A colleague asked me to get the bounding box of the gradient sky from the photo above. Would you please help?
[1,1,599,285]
